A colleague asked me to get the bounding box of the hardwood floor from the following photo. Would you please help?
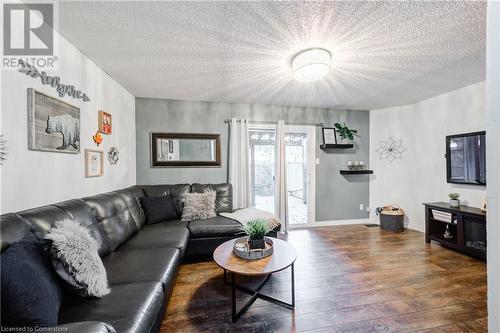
[160,225,487,332]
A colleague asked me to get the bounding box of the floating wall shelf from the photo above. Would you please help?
[340,170,374,175]
[320,144,354,149]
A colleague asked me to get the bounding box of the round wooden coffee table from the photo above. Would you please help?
[213,237,297,323]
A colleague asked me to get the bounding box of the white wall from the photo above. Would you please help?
[486,2,500,331]
[1,31,136,213]
[369,82,486,231]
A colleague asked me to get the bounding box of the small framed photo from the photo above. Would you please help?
[98,111,112,134]
[322,127,337,145]
[85,149,104,177]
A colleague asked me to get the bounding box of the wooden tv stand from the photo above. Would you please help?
[424,202,486,261]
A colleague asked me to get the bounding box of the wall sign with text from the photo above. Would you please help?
[18,60,90,102]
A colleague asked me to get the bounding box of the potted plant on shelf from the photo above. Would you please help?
[334,122,359,142]
[449,193,460,208]
[240,219,270,250]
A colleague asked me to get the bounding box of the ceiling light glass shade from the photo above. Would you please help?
[292,48,331,83]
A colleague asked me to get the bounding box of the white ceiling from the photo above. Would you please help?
[58,1,486,110]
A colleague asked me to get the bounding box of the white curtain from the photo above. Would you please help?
[275,120,289,230]
[228,118,251,209]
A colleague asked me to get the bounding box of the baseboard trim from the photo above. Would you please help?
[290,219,425,233]
[292,218,370,228]
[407,223,425,233]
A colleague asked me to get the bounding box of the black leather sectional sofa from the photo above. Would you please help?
[0,183,279,333]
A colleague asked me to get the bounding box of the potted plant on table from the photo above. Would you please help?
[240,219,270,250]
[449,193,460,208]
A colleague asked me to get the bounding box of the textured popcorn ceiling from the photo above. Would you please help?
[58,1,486,110]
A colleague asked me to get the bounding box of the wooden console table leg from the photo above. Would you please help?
[425,207,431,243]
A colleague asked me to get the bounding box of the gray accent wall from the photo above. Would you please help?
[136,98,369,221]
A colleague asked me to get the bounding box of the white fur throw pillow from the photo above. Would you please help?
[44,219,110,297]
[181,191,217,221]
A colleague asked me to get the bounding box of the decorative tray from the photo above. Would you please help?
[233,237,274,260]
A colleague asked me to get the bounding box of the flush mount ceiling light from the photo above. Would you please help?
[292,48,331,83]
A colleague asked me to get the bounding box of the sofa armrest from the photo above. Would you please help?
[57,321,116,333]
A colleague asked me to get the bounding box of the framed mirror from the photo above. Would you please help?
[151,133,221,167]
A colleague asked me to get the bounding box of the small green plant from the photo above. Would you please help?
[449,193,460,200]
[334,122,359,141]
[240,219,270,240]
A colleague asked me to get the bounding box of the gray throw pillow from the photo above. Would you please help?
[44,218,110,297]
[181,191,217,221]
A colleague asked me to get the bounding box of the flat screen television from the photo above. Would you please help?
[446,131,486,185]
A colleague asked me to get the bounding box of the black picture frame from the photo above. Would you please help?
[322,127,337,145]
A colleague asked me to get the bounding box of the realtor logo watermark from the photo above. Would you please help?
[2,2,58,69]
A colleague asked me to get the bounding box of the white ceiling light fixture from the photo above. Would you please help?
[292,48,331,83]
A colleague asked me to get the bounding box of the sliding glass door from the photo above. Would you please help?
[285,126,315,227]
[249,125,276,214]
[248,123,315,226]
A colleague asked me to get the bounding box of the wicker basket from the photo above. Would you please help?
[377,204,405,232]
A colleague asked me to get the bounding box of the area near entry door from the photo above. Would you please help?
[248,124,315,226]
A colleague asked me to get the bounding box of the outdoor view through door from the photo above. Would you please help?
[249,125,315,226]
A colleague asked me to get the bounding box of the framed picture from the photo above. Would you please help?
[322,127,337,145]
[27,88,80,153]
[85,149,104,177]
[98,111,112,134]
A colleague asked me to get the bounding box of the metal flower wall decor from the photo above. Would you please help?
[376,137,407,162]
[107,147,120,165]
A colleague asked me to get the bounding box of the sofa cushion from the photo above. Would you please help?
[59,282,163,333]
[57,321,116,333]
[44,219,110,298]
[188,216,242,239]
[103,247,180,290]
[55,200,111,256]
[17,200,110,256]
[112,186,146,229]
[191,183,233,213]
[155,219,189,228]
[141,184,190,216]
[0,213,31,252]
[83,192,139,252]
[1,234,62,328]
[181,191,216,221]
[140,195,178,224]
[117,223,189,256]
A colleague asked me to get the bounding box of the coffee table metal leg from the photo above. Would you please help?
[231,273,236,322]
[227,264,295,323]
[230,272,268,323]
